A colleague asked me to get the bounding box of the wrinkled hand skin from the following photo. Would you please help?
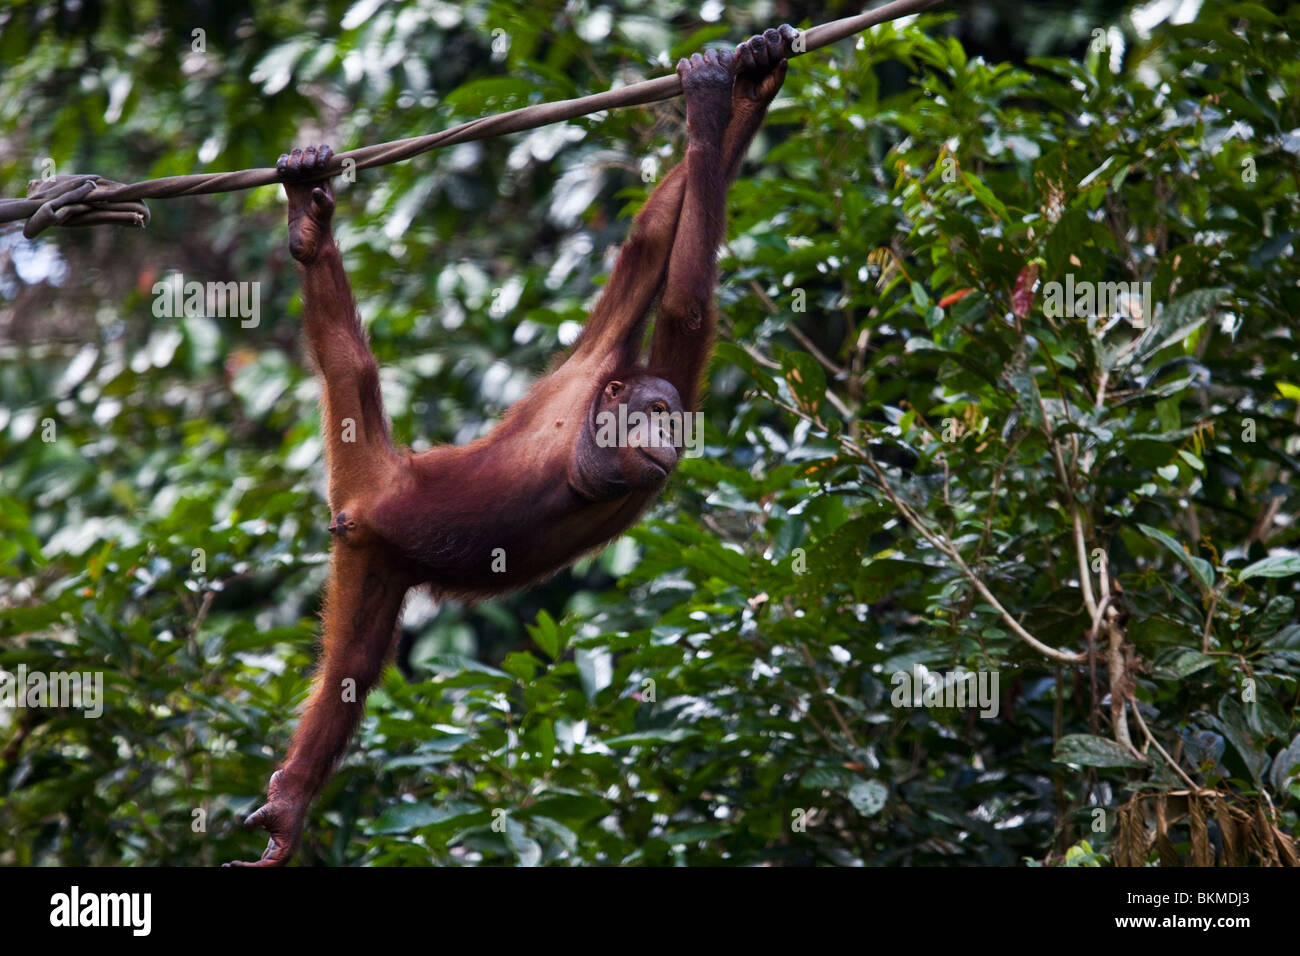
[278,144,336,264]
[224,769,309,867]
[733,24,797,104]
[677,48,735,143]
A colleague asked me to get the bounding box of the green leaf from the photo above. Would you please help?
[800,767,850,789]
[604,728,697,746]
[502,651,540,681]
[1215,698,1270,783]
[1151,648,1217,680]
[781,352,827,415]
[960,169,1009,220]
[371,801,482,834]
[1254,597,1295,638]
[530,719,556,770]
[1053,734,1147,768]
[1137,524,1215,591]
[1238,555,1300,581]
[423,656,513,681]
[505,819,542,867]
[1268,733,1300,793]
[527,610,564,660]
[443,77,535,113]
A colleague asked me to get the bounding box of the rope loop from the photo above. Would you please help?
[17,175,151,238]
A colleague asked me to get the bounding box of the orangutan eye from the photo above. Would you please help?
[650,401,668,414]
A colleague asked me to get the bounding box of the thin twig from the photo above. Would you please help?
[1129,698,1197,789]
[770,393,1086,664]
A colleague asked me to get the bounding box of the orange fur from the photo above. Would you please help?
[230,30,794,866]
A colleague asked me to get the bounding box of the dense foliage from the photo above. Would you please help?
[2,0,1298,866]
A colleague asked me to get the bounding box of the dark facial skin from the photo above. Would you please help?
[572,372,684,499]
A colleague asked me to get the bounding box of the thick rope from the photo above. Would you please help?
[1,0,939,238]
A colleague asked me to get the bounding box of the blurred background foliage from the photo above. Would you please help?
[2,0,1299,866]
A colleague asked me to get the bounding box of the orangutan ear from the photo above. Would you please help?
[604,380,625,400]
